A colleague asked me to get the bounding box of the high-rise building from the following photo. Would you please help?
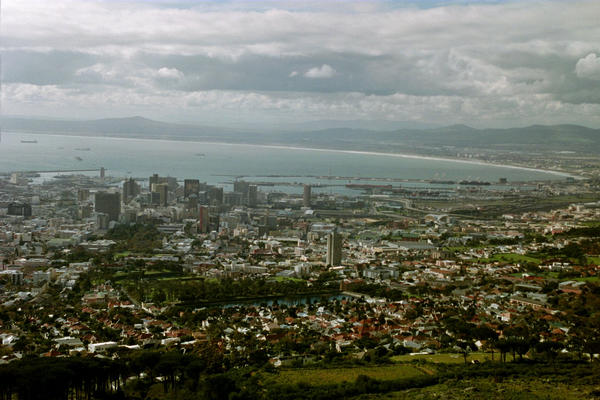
[303,185,311,207]
[122,178,140,203]
[96,212,110,230]
[94,192,120,222]
[184,179,200,198]
[208,186,224,205]
[326,231,342,266]
[248,185,258,207]
[151,183,169,206]
[224,191,244,206]
[198,206,209,233]
[233,180,252,205]
[7,203,32,217]
[77,189,90,202]
[149,173,160,187]
[233,180,250,195]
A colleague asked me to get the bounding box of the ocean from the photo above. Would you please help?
[0,131,568,195]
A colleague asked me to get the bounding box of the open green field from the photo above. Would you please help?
[483,253,541,265]
[587,256,600,265]
[264,364,427,386]
[113,269,183,282]
[355,377,597,400]
[573,276,600,282]
[391,352,493,364]
[114,251,131,259]
[270,276,305,283]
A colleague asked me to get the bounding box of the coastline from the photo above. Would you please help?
[2,130,577,179]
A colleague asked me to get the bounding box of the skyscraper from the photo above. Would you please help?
[208,187,224,205]
[151,183,169,206]
[326,231,342,266]
[94,192,121,222]
[303,185,311,207]
[198,206,209,233]
[122,178,140,203]
[248,185,258,207]
[184,179,200,198]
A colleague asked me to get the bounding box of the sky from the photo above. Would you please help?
[2,0,600,128]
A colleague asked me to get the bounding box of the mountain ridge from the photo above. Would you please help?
[2,115,599,153]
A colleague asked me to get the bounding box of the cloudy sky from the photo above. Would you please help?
[2,0,600,128]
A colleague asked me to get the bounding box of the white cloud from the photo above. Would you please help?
[155,67,184,80]
[575,53,600,80]
[2,0,600,127]
[304,64,336,78]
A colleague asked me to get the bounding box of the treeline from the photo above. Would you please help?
[0,345,228,400]
[126,276,337,305]
[557,226,600,238]
[0,357,125,400]
[106,224,162,253]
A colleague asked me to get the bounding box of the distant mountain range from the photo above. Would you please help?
[2,116,600,154]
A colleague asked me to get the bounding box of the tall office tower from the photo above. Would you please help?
[122,178,140,203]
[198,206,209,233]
[7,203,32,217]
[224,191,243,206]
[151,183,169,206]
[94,191,121,222]
[326,231,342,266]
[233,180,250,205]
[248,185,258,207]
[100,167,105,179]
[77,189,90,202]
[208,186,224,205]
[233,180,250,195]
[149,173,160,187]
[303,185,312,207]
[165,177,178,192]
[79,204,93,219]
[185,195,198,218]
[184,179,200,198]
[96,212,110,230]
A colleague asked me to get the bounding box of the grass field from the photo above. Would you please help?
[587,256,600,265]
[355,377,597,400]
[482,253,541,265]
[573,276,600,282]
[270,276,305,283]
[264,364,427,386]
[391,352,493,364]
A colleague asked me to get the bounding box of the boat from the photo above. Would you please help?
[21,139,38,144]
[75,147,91,151]
[75,156,83,161]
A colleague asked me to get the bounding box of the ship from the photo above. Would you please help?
[21,139,38,144]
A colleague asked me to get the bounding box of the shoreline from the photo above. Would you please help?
[2,130,577,179]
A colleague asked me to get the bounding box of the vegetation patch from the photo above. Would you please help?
[265,364,427,386]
